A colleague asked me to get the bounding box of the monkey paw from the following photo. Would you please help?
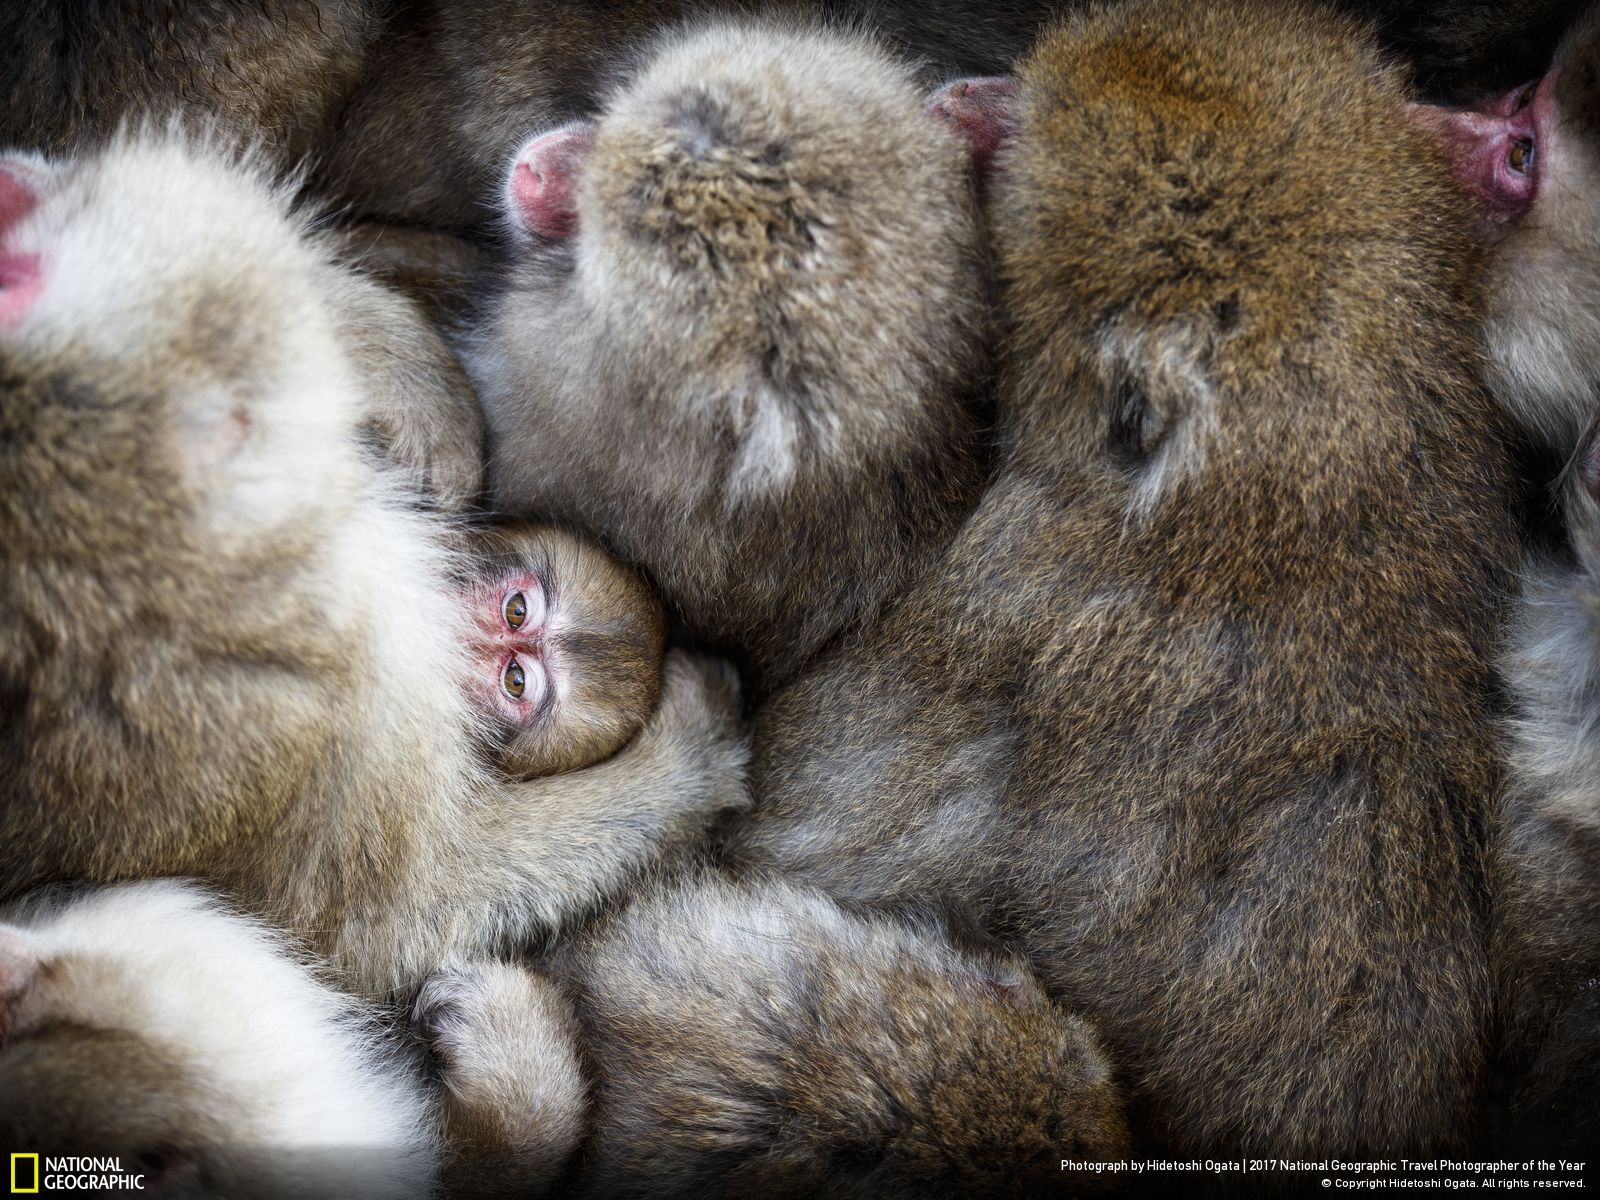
[414,960,586,1176]
[648,649,753,818]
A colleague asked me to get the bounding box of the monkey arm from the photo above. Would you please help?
[472,650,750,934]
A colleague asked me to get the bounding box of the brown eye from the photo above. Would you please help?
[504,591,527,629]
[503,659,526,699]
[1509,139,1534,175]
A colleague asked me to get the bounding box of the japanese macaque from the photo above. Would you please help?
[710,0,1515,1157]
[0,883,588,1198]
[0,0,376,166]
[0,131,748,999]
[461,523,666,779]
[1495,431,1600,1155]
[472,21,991,693]
[315,1,1065,233]
[1412,3,1600,454]
[0,881,439,1199]
[460,876,1126,1198]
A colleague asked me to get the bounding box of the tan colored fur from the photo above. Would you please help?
[0,132,748,999]
[468,524,666,778]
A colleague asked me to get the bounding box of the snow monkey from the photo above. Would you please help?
[1408,6,1600,1155]
[418,875,1131,1198]
[0,882,587,1197]
[737,0,1519,1157]
[473,21,994,695]
[1495,420,1600,1156]
[0,132,748,1000]
[483,0,1521,1165]
[1414,3,1600,457]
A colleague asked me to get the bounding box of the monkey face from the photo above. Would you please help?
[1413,76,1554,224]
[1415,4,1600,229]
[1411,6,1600,451]
[463,525,666,778]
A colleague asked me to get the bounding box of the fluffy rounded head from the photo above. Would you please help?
[466,524,665,779]
[0,882,436,1198]
[576,876,1129,1195]
[564,22,983,407]
[996,0,1486,467]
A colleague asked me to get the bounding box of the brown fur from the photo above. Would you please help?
[0,881,440,1198]
[467,524,666,778]
[475,21,991,695]
[323,253,487,512]
[416,959,588,1197]
[0,0,376,165]
[328,222,490,326]
[1495,442,1600,1154]
[553,875,1128,1199]
[723,0,1520,1156]
[0,133,747,999]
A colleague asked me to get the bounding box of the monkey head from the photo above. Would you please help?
[487,23,988,492]
[461,524,666,779]
[980,0,1494,554]
[0,132,475,894]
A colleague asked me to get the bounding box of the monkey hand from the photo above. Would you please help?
[629,649,752,823]
[362,383,486,513]
[415,960,584,1191]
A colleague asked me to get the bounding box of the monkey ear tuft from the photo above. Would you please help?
[506,124,595,241]
[926,77,1019,176]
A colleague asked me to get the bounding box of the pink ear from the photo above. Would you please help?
[506,123,595,241]
[0,163,43,327]
[927,76,1019,176]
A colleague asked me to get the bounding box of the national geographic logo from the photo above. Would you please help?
[9,1156,146,1192]
[8,1156,37,1195]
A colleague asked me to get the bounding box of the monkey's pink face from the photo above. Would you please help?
[464,569,554,727]
[1413,72,1559,223]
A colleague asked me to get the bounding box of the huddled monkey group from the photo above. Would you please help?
[1,0,1598,1195]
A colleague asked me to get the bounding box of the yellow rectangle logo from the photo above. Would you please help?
[9,1153,39,1194]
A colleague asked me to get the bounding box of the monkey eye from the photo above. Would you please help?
[505,591,528,629]
[1514,82,1539,111]
[503,658,527,698]
[1508,138,1535,176]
